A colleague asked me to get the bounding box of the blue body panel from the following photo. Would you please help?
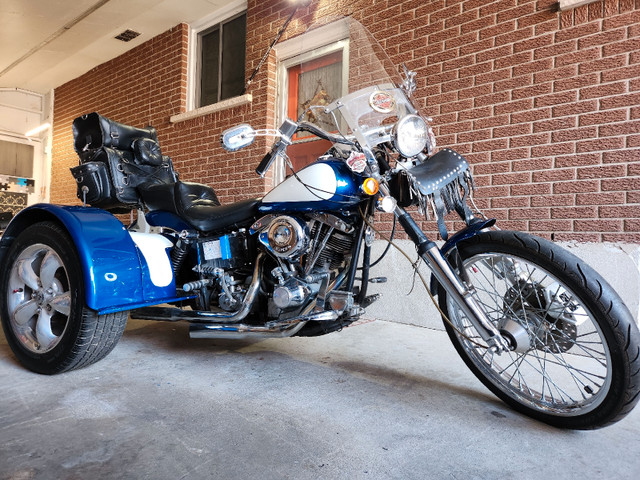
[440,218,496,255]
[145,210,193,232]
[258,159,365,213]
[0,204,186,314]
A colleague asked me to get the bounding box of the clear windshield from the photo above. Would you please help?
[289,17,423,151]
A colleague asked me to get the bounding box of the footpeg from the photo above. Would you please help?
[362,293,380,307]
[369,277,387,283]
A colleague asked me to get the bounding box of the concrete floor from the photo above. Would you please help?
[1,318,639,480]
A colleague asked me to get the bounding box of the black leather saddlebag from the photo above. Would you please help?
[70,113,178,212]
[70,161,116,208]
[72,112,159,161]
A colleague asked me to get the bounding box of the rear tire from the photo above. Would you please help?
[438,230,640,429]
[0,221,127,374]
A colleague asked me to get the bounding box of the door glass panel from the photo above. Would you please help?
[285,50,344,173]
[0,139,34,216]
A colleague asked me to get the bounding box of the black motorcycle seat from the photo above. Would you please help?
[140,181,261,232]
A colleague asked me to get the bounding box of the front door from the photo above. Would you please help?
[277,36,349,180]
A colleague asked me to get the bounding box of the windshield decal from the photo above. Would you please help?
[369,91,395,113]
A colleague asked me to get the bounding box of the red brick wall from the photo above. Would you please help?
[53,24,187,205]
[52,0,640,242]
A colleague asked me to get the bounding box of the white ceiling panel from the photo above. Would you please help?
[0,0,238,94]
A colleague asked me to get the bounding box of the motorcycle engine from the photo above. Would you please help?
[261,215,310,260]
[255,213,358,316]
[189,230,253,312]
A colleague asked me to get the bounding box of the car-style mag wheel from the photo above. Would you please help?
[0,221,127,374]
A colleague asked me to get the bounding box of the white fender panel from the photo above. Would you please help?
[262,163,337,203]
[129,232,174,287]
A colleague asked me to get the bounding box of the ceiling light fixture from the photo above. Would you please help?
[25,123,51,137]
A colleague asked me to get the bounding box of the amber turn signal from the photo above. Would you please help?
[361,177,379,195]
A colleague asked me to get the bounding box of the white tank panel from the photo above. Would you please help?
[262,163,337,203]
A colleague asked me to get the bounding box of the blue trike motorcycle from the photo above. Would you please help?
[1,18,638,429]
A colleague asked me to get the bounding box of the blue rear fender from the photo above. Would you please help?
[0,204,183,314]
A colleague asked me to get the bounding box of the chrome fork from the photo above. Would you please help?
[393,205,511,354]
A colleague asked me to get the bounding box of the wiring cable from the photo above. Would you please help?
[359,207,489,350]
[273,118,492,349]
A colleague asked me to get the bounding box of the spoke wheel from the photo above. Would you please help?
[1,221,128,374]
[448,253,612,416]
[438,231,640,429]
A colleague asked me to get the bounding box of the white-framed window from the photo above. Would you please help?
[187,0,247,111]
[273,20,350,182]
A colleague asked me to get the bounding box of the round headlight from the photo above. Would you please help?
[392,114,428,158]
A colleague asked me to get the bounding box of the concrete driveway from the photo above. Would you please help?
[1,318,639,479]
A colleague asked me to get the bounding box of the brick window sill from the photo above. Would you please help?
[169,93,252,124]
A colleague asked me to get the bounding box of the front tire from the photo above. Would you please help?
[0,221,127,374]
[438,230,640,429]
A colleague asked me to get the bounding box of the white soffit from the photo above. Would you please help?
[0,0,235,94]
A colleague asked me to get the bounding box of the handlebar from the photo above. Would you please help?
[296,122,354,145]
[255,119,354,177]
[255,141,282,177]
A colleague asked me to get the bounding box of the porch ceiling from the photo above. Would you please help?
[0,0,236,94]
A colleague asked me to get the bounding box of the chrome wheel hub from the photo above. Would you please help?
[498,317,531,354]
[7,244,71,353]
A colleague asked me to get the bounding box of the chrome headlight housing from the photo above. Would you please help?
[392,114,429,158]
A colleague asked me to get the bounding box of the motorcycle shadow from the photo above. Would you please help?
[0,317,538,430]
[120,317,501,411]
[0,338,18,369]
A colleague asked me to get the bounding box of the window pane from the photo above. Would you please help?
[297,58,342,132]
[0,140,34,177]
[220,13,246,100]
[200,28,220,107]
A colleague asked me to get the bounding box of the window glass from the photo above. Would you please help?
[221,14,247,100]
[198,12,246,107]
[200,28,220,107]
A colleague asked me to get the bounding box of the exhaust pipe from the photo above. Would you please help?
[131,254,264,324]
[188,311,338,340]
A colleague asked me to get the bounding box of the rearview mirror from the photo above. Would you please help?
[221,124,256,151]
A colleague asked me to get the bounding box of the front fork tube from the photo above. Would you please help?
[394,206,511,354]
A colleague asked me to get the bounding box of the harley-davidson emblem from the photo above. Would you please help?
[346,151,367,173]
[369,91,395,113]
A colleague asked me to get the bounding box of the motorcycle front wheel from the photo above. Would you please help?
[438,230,640,429]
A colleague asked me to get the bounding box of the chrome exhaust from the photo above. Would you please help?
[188,310,338,340]
[130,253,264,324]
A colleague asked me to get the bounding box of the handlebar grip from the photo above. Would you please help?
[256,147,277,177]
